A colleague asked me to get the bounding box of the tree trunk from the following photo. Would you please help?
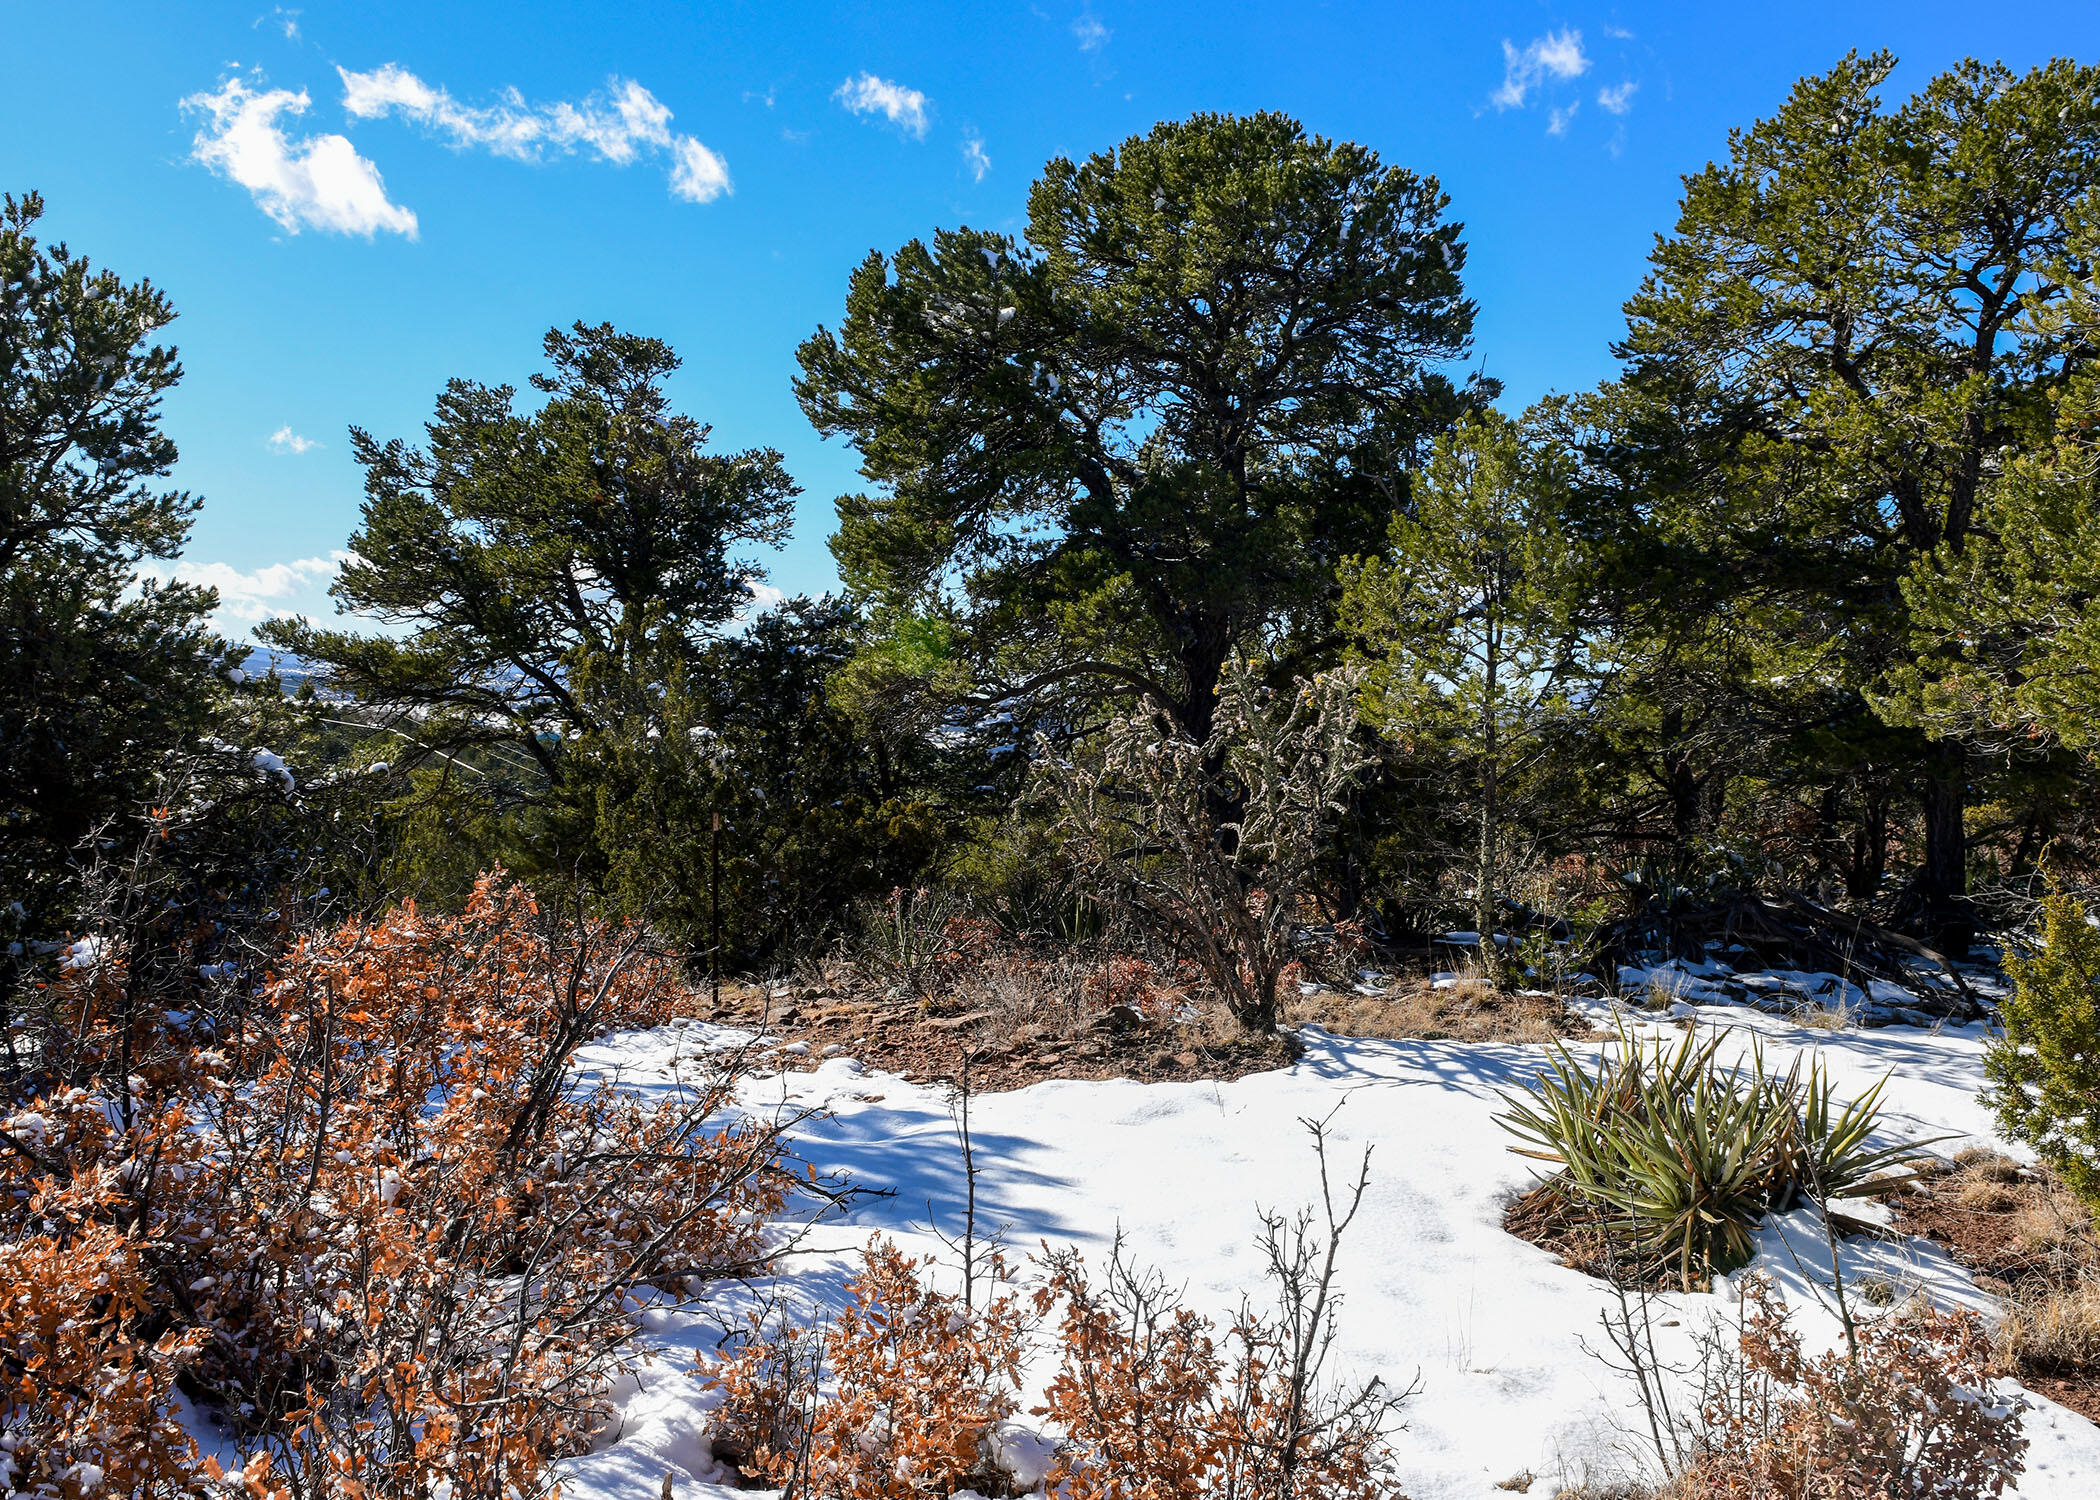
[1919,741,1971,954]
[1847,782,1889,903]
[1477,629,1505,989]
[1659,707,1704,853]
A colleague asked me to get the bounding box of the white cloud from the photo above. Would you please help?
[1597,80,1638,115]
[1492,28,1590,111]
[183,76,417,237]
[1072,15,1110,51]
[1604,23,1635,40]
[140,552,350,629]
[257,7,300,41]
[962,133,991,182]
[338,64,730,202]
[1548,103,1579,136]
[267,424,319,454]
[670,137,732,202]
[834,73,930,138]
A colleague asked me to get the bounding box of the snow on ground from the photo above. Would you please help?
[563,1002,2100,1500]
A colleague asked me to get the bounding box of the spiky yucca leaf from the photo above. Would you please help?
[1497,1024,1924,1289]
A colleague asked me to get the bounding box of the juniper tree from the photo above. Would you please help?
[795,111,1488,749]
[0,190,227,932]
[1602,53,2100,947]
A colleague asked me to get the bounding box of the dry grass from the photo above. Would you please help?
[1997,1278,2100,1375]
[1903,1153,2100,1386]
[1287,978,1590,1044]
[2010,1188,2100,1263]
[1949,1177,2026,1213]
[1952,1145,2025,1182]
[1788,1000,1856,1030]
[1854,1274,1900,1306]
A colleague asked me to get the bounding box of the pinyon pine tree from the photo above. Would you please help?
[0,190,228,933]
[797,110,1489,749]
[1987,889,2100,1209]
[1343,411,1589,986]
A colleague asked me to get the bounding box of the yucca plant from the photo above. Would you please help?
[1499,1025,1927,1289]
[1775,1056,1928,1206]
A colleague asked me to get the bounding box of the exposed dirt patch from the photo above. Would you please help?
[701,956,1598,1092]
[1890,1154,2100,1424]
[1288,979,1596,1045]
[701,980,1293,1090]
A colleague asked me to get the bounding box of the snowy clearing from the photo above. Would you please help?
[557,1002,2100,1500]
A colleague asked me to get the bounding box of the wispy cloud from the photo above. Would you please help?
[184,75,417,237]
[256,7,300,41]
[834,73,930,138]
[1072,15,1110,52]
[1548,103,1579,136]
[140,552,351,629]
[1492,28,1590,111]
[1597,80,1638,115]
[268,425,319,454]
[337,65,731,202]
[962,133,990,182]
[669,137,732,202]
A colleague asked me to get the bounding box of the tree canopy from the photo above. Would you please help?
[1591,52,2100,942]
[264,322,798,785]
[796,110,1489,741]
[0,190,227,928]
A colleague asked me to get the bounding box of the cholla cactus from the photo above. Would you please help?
[1037,656,1370,1031]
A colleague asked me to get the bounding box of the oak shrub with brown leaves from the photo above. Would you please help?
[3,873,799,1500]
[1675,1278,2027,1500]
[713,1125,1408,1500]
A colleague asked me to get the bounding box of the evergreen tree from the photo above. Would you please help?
[264,322,798,791]
[1342,412,1589,985]
[0,190,228,932]
[576,596,952,962]
[1986,889,2100,1208]
[795,111,1488,746]
[1884,193,2100,764]
[1599,53,2100,946]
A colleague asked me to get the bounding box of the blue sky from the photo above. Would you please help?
[3,1,2094,638]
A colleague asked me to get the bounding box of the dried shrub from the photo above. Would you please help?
[1037,658,1371,1032]
[1032,1239,1402,1500]
[711,1239,1031,1498]
[715,1122,1406,1500]
[0,1227,208,1500]
[1682,1277,2027,1500]
[4,873,803,1500]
